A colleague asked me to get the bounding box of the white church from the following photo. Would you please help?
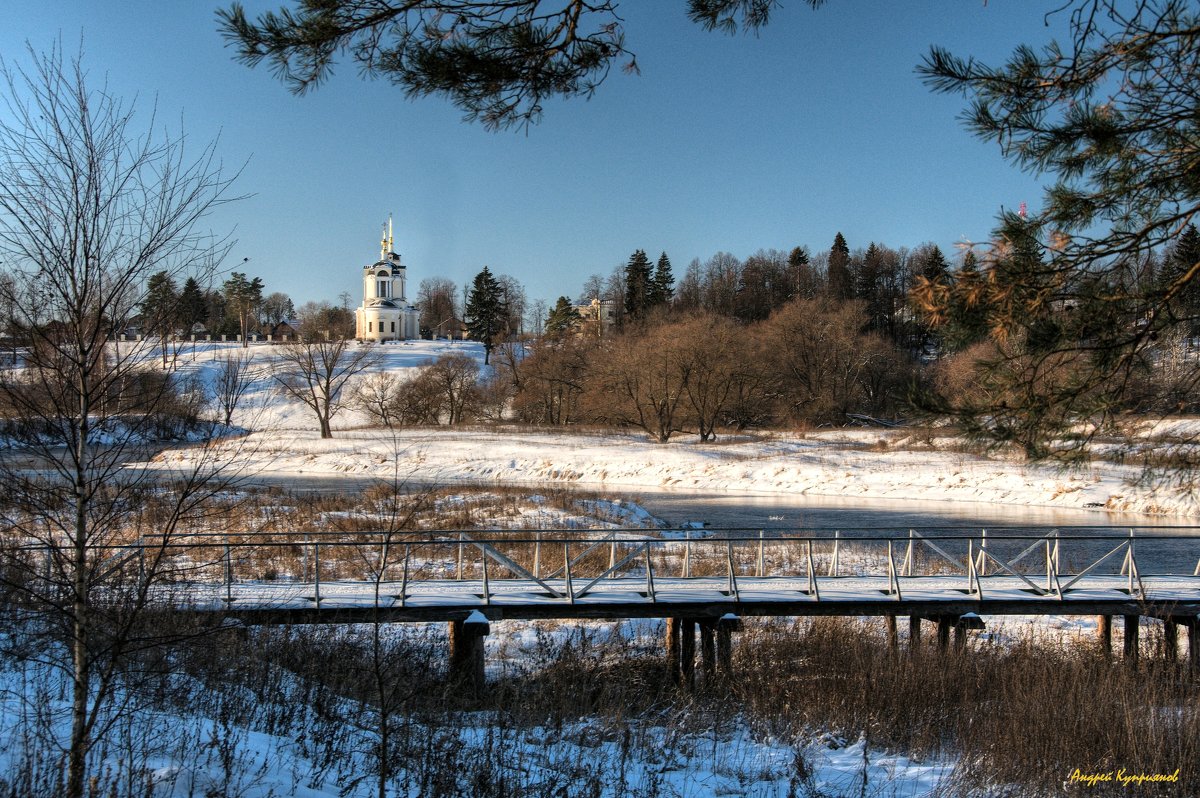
[355,217,421,341]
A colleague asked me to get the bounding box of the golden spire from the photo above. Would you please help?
[379,214,394,261]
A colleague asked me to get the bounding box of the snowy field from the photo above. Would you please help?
[144,339,1200,518]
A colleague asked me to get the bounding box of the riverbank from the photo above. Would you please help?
[146,426,1200,518]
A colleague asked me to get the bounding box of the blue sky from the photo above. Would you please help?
[2,1,1061,313]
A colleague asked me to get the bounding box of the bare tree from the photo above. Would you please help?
[353,370,406,429]
[513,337,595,425]
[0,43,239,798]
[275,328,379,438]
[419,353,481,425]
[589,332,690,443]
[675,315,741,441]
[765,299,888,425]
[210,348,258,427]
[416,276,458,335]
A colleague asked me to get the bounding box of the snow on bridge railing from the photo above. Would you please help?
[9,526,1196,609]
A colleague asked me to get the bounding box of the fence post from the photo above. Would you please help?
[482,543,491,605]
[757,530,765,578]
[644,543,656,601]
[313,539,321,606]
[224,541,233,604]
[564,542,574,604]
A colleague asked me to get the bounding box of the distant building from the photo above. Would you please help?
[573,297,617,336]
[355,217,420,341]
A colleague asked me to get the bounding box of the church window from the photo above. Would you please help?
[377,279,388,298]
[368,321,373,333]
[391,321,395,333]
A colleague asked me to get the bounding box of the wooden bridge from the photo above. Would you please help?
[142,525,1200,689]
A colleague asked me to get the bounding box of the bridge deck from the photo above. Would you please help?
[194,573,1200,624]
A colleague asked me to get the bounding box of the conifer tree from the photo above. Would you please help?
[142,271,179,367]
[623,249,653,319]
[1161,225,1200,333]
[921,245,950,284]
[650,252,675,308]
[788,246,817,300]
[178,277,208,334]
[544,296,583,338]
[827,232,853,301]
[223,271,264,348]
[465,266,506,364]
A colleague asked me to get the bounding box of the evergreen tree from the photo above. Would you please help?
[219,1,813,132]
[223,271,264,348]
[623,249,653,319]
[465,266,507,364]
[178,277,207,334]
[141,271,179,367]
[920,245,950,284]
[827,232,853,301]
[650,252,675,308]
[788,246,817,300]
[141,271,179,330]
[544,296,583,338]
[1160,224,1200,332]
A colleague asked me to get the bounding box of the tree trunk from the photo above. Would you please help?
[69,405,91,798]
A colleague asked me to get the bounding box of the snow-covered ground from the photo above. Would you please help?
[137,339,1200,518]
[8,332,1193,798]
[0,645,955,798]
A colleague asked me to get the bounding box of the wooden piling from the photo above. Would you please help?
[1096,615,1112,659]
[716,615,739,676]
[699,620,716,683]
[665,617,681,685]
[1188,618,1200,674]
[679,618,697,691]
[1163,619,1179,663]
[885,614,898,652]
[1168,616,1198,673]
[1123,614,1139,664]
[936,617,952,652]
[908,615,922,654]
[447,613,489,698]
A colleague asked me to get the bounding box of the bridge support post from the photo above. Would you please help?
[716,614,740,677]
[1096,615,1112,659]
[936,617,952,652]
[665,617,681,685]
[1163,619,1179,663]
[448,612,490,699]
[679,618,697,691]
[1123,615,1139,665]
[908,615,922,655]
[1188,618,1200,674]
[699,620,716,684]
[884,615,898,652]
[1168,616,1198,672]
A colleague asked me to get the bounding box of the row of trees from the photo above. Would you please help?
[569,237,961,355]
[512,301,910,439]
[139,269,298,350]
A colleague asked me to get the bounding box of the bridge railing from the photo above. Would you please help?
[6,527,1198,607]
